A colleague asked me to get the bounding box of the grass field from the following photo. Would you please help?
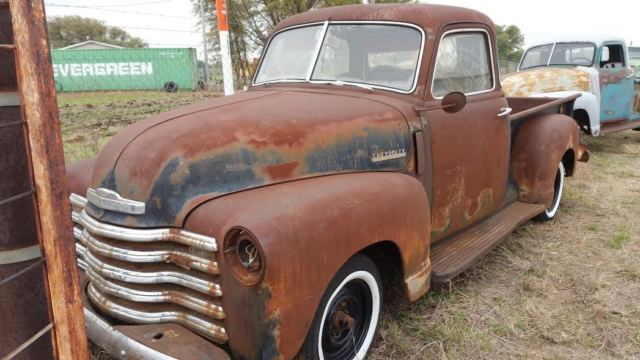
[60,91,640,359]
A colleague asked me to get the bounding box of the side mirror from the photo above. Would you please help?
[441,91,467,113]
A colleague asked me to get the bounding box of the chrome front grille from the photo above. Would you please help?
[70,193,228,343]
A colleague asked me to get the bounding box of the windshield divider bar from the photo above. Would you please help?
[546,42,556,66]
[306,20,330,81]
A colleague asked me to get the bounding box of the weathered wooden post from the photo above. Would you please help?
[0,0,89,358]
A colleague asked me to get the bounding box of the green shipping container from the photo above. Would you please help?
[51,48,198,92]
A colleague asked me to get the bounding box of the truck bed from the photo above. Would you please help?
[507,94,580,121]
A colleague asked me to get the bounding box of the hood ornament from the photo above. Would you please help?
[86,188,146,215]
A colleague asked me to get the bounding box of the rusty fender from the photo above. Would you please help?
[66,157,96,196]
[510,114,580,207]
[184,172,431,359]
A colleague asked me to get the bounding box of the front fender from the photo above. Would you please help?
[184,172,430,359]
[66,157,96,196]
[510,114,580,207]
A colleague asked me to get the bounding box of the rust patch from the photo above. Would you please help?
[263,161,299,181]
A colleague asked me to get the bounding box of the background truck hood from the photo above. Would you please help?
[502,67,594,97]
[87,89,411,227]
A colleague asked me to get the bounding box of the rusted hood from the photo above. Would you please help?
[502,67,593,97]
[87,89,411,227]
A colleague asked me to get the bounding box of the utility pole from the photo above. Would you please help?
[199,0,209,90]
[216,0,234,95]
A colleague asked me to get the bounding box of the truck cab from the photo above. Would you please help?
[66,4,586,359]
[503,37,640,135]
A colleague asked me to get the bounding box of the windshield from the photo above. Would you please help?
[520,42,595,70]
[254,23,423,92]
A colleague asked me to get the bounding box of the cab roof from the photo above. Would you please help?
[273,4,494,34]
[526,35,628,48]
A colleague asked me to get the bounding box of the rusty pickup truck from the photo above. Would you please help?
[66,4,588,359]
[503,37,640,135]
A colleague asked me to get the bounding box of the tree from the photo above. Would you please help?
[193,0,410,87]
[47,16,147,48]
[496,24,524,62]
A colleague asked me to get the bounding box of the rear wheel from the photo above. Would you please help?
[299,255,382,360]
[534,161,565,221]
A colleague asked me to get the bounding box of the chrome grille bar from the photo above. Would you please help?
[77,210,218,252]
[70,192,226,343]
[79,229,220,274]
[84,251,222,297]
[88,284,228,343]
[86,268,225,319]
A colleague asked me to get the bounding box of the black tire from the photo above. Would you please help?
[534,161,565,222]
[298,255,382,360]
[163,81,178,93]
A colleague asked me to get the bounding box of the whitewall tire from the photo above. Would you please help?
[535,161,565,221]
[299,255,382,360]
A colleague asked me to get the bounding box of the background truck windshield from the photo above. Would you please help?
[255,23,422,92]
[520,42,595,69]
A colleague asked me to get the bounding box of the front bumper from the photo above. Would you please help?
[82,276,231,360]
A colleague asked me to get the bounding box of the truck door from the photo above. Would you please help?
[599,43,635,122]
[421,28,510,243]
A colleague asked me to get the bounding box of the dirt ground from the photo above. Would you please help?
[59,91,220,162]
[60,91,639,360]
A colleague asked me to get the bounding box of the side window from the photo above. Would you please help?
[600,44,625,68]
[432,31,493,97]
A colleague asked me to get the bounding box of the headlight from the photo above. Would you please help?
[224,227,264,285]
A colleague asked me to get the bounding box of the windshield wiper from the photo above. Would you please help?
[253,79,306,87]
[312,80,374,92]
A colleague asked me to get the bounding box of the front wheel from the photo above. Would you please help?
[299,255,382,360]
[534,161,565,222]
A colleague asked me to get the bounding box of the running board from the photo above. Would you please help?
[600,119,640,135]
[430,202,545,282]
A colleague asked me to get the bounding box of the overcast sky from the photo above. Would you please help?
[44,0,640,60]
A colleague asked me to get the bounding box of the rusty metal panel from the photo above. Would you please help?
[0,260,54,360]
[599,68,635,122]
[422,91,510,242]
[502,67,592,97]
[0,107,39,254]
[0,4,17,92]
[430,201,545,281]
[86,90,412,228]
[184,172,431,359]
[510,114,580,207]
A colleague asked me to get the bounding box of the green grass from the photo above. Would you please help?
[609,227,631,249]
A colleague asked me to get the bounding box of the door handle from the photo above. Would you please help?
[497,107,512,117]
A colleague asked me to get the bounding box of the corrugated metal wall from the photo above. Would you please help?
[51,47,199,92]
